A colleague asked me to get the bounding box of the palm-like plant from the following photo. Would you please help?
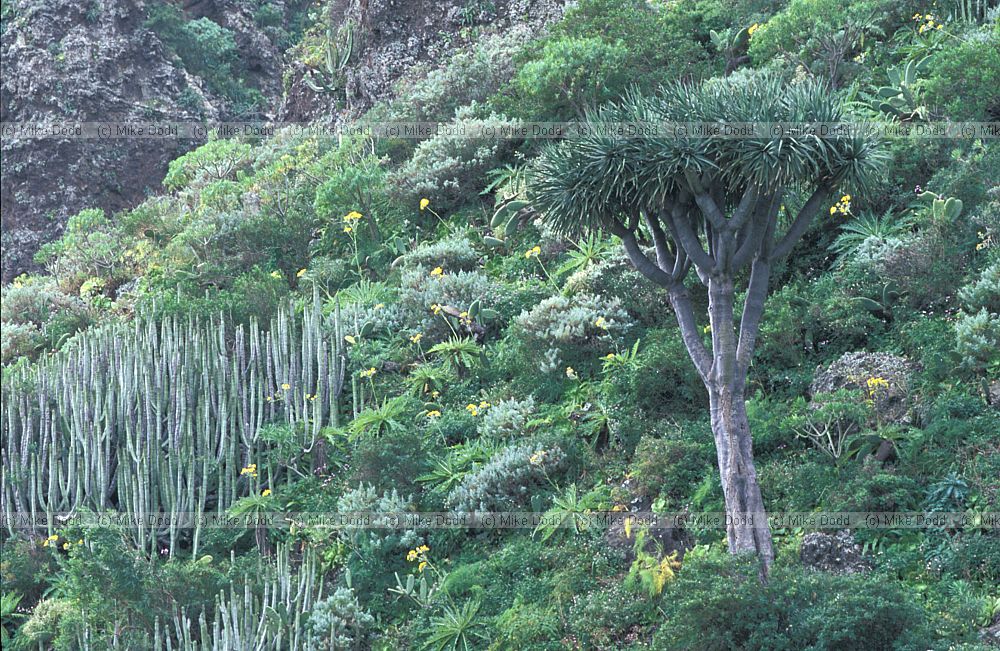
[416,456,472,493]
[555,233,615,277]
[534,484,594,541]
[348,397,407,438]
[829,209,912,259]
[531,70,886,575]
[1,592,24,646]
[406,363,449,397]
[427,337,481,378]
[422,600,490,651]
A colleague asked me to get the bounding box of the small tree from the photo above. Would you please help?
[531,72,885,575]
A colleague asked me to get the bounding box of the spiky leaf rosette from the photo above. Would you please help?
[530,71,887,236]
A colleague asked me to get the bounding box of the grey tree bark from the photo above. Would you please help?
[604,182,832,578]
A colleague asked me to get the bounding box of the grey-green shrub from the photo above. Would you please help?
[514,292,630,372]
[562,250,667,324]
[400,235,481,273]
[379,26,535,122]
[336,484,419,553]
[479,396,536,439]
[446,443,566,513]
[398,267,501,341]
[305,586,375,651]
[388,107,518,209]
[955,309,1000,373]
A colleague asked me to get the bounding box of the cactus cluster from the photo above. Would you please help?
[1,291,346,555]
[150,544,326,650]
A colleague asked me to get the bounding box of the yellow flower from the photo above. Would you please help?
[262,489,272,497]
[430,266,444,277]
[594,316,608,329]
[426,410,442,418]
[360,367,377,378]
[524,245,541,259]
[420,198,430,211]
[430,303,443,315]
[297,268,307,277]
[48,534,59,540]
[410,333,423,343]
[431,390,440,399]
[703,324,712,334]
[375,303,385,309]
[77,539,83,545]
[748,22,760,36]
[479,400,490,409]
[830,206,838,215]
[270,271,282,279]
[419,545,429,553]
[565,367,578,380]
[842,194,851,202]
[418,561,428,572]
[343,225,353,233]
[281,383,291,390]
[466,403,480,416]
[344,211,363,222]
[345,335,357,345]
[529,450,547,465]
[407,549,418,562]
[602,353,616,360]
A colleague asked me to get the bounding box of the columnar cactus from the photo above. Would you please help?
[1,291,347,555]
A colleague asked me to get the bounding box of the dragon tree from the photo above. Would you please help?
[530,72,885,575]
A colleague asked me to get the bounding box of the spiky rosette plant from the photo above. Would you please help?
[531,71,887,576]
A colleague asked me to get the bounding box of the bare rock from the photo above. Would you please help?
[811,351,916,425]
[800,530,872,574]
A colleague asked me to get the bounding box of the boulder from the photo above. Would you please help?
[800,530,872,574]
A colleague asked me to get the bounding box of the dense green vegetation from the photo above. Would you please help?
[2,0,999,648]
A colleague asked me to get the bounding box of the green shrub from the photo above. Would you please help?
[923,24,1000,120]
[566,582,659,649]
[349,428,429,496]
[626,329,708,417]
[34,208,136,294]
[630,436,711,504]
[144,3,263,112]
[655,548,932,650]
[511,36,630,119]
[510,0,711,121]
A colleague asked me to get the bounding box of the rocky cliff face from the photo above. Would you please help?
[281,0,564,121]
[0,0,297,282]
[1,0,562,283]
